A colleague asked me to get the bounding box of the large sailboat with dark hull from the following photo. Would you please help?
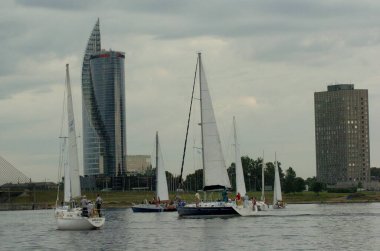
[177,53,239,217]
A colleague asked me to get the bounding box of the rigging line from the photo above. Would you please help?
[178,56,199,189]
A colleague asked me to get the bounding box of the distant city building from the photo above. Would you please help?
[127,155,151,174]
[314,84,370,185]
[82,20,127,177]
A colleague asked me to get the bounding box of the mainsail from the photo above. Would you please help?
[261,152,265,201]
[65,64,81,201]
[273,153,282,205]
[198,53,231,191]
[155,132,169,201]
[233,116,246,196]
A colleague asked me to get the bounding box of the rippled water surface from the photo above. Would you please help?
[1,203,380,250]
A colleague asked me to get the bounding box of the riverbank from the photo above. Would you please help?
[2,190,380,210]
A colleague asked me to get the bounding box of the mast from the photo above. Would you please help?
[261,151,265,201]
[198,52,206,189]
[178,56,198,189]
[155,131,159,199]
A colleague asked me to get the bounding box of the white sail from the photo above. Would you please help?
[233,116,246,196]
[273,153,282,205]
[199,53,231,190]
[65,64,81,200]
[155,132,169,201]
[63,139,71,202]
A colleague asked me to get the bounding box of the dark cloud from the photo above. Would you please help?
[15,0,93,10]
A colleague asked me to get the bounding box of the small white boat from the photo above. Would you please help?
[132,132,175,213]
[55,207,105,230]
[273,153,286,209]
[54,64,105,230]
[232,117,261,216]
[256,152,269,211]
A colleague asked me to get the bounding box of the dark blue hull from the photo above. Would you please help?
[177,206,239,217]
[131,206,164,213]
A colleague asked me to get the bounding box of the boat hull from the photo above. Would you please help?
[163,206,177,212]
[55,208,105,230]
[132,204,164,213]
[178,202,239,217]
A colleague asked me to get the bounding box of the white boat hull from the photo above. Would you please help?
[256,201,270,211]
[232,201,260,216]
[55,208,105,230]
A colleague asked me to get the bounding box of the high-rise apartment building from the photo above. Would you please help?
[314,84,370,185]
[82,20,127,176]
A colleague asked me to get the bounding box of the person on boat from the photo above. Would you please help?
[81,195,88,217]
[250,197,257,211]
[236,192,241,205]
[195,192,200,207]
[95,194,103,217]
[243,193,249,208]
[87,201,94,217]
[222,188,228,202]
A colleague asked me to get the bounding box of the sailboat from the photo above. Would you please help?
[54,64,105,230]
[273,153,285,209]
[132,132,174,212]
[233,117,246,199]
[229,116,260,216]
[255,152,269,211]
[177,53,239,217]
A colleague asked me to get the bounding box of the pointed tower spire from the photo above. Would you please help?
[81,19,102,176]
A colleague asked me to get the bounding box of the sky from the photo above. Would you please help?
[1,0,380,183]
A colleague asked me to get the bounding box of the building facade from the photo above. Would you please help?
[82,20,127,176]
[314,84,370,185]
[127,155,152,174]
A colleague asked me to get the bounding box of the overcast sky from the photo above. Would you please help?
[1,0,380,183]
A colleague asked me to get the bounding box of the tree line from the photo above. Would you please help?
[182,156,323,194]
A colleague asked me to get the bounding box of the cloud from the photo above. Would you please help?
[1,0,380,182]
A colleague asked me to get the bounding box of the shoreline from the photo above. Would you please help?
[2,199,380,211]
[2,190,380,211]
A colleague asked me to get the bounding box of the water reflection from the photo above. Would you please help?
[0,203,380,250]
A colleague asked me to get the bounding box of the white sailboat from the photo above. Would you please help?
[255,152,269,211]
[55,64,105,230]
[178,53,239,217]
[233,116,246,198]
[273,153,285,209]
[230,117,260,216]
[132,131,174,212]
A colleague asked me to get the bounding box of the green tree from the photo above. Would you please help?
[283,167,296,193]
[294,177,306,192]
[183,169,203,192]
[311,181,323,195]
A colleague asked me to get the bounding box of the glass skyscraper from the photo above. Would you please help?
[82,20,127,176]
[314,84,370,185]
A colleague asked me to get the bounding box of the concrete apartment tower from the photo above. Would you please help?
[82,20,127,177]
[314,84,370,186]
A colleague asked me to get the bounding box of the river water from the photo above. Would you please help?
[1,203,379,250]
